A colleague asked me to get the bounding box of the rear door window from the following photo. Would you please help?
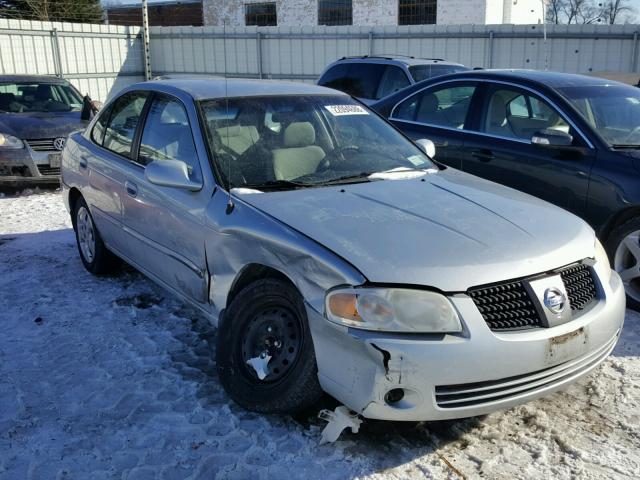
[345,63,386,99]
[103,91,148,158]
[90,104,113,146]
[393,83,477,130]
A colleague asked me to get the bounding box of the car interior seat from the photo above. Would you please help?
[272,122,326,181]
[0,93,20,112]
[35,85,54,102]
[486,92,516,137]
[216,125,260,156]
[416,94,440,125]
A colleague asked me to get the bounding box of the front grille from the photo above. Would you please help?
[469,261,598,331]
[36,165,60,176]
[434,332,618,409]
[559,263,597,311]
[468,281,540,330]
[26,138,56,152]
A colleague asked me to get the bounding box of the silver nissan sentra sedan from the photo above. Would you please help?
[61,79,625,421]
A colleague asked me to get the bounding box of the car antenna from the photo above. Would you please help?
[223,19,234,215]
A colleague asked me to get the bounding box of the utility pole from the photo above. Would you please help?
[541,0,548,71]
[142,0,152,80]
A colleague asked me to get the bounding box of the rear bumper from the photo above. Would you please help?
[308,268,626,421]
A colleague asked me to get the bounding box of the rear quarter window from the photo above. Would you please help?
[318,64,351,91]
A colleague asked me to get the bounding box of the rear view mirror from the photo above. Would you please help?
[415,138,436,158]
[145,160,202,191]
[531,129,573,147]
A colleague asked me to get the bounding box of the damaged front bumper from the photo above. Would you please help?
[308,271,625,421]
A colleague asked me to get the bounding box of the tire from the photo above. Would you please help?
[73,196,119,275]
[216,278,324,414]
[605,217,640,311]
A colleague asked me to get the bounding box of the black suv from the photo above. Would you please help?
[372,69,640,308]
[317,56,469,105]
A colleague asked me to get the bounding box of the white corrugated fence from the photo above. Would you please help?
[1,19,639,101]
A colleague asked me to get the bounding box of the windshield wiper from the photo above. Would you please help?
[612,144,640,149]
[318,172,375,185]
[238,179,309,191]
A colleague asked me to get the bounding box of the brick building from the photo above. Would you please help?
[203,0,544,27]
[105,0,203,27]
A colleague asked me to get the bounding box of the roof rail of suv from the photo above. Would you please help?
[338,54,446,62]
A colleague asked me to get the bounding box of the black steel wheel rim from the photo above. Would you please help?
[240,304,303,383]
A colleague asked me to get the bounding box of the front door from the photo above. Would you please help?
[462,84,595,217]
[120,93,209,304]
[388,81,480,169]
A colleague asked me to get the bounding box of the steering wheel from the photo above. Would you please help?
[319,145,360,171]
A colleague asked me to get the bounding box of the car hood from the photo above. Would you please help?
[0,111,87,139]
[238,169,596,291]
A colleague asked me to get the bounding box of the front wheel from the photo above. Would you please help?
[216,278,324,414]
[606,217,640,310]
[73,197,118,275]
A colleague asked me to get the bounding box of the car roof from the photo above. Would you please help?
[435,69,627,88]
[0,74,69,84]
[332,56,464,67]
[134,78,347,100]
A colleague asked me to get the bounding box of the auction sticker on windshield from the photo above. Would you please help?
[325,105,369,116]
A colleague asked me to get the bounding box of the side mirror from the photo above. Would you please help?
[145,160,202,191]
[415,138,436,158]
[531,129,573,147]
[81,95,92,121]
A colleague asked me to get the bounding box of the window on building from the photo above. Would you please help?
[318,0,352,26]
[245,2,277,26]
[398,0,437,25]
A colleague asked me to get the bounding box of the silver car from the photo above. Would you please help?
[61,79,625,421]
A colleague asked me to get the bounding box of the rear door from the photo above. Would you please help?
[82,91,149,254]
[387,81,480,168]
[119,92,210,304]
[462,82,595,216]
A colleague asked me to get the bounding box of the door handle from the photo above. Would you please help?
[471,149,495,162]
[125,181,138,197]
[79,156,88,169]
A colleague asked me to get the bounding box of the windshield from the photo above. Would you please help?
[200,95,435,190]
[409,65,470,83]
[0,82,83,113]
[558,85,640,147]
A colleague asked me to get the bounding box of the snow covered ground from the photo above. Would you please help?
[0,190,639,480]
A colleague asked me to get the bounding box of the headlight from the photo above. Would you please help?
[325,287,462,333]
[595,238,611,282]
[0,133,24,149]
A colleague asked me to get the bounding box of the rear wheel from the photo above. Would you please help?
[73,197,118,275]
[216,278,324,414]
[606,217,640,310]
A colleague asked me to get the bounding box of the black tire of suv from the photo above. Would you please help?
[73,196,119,275]
[605,217,640,311]
[216,278,324,414]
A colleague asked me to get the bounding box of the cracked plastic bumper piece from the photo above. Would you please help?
[307,270,625,421]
